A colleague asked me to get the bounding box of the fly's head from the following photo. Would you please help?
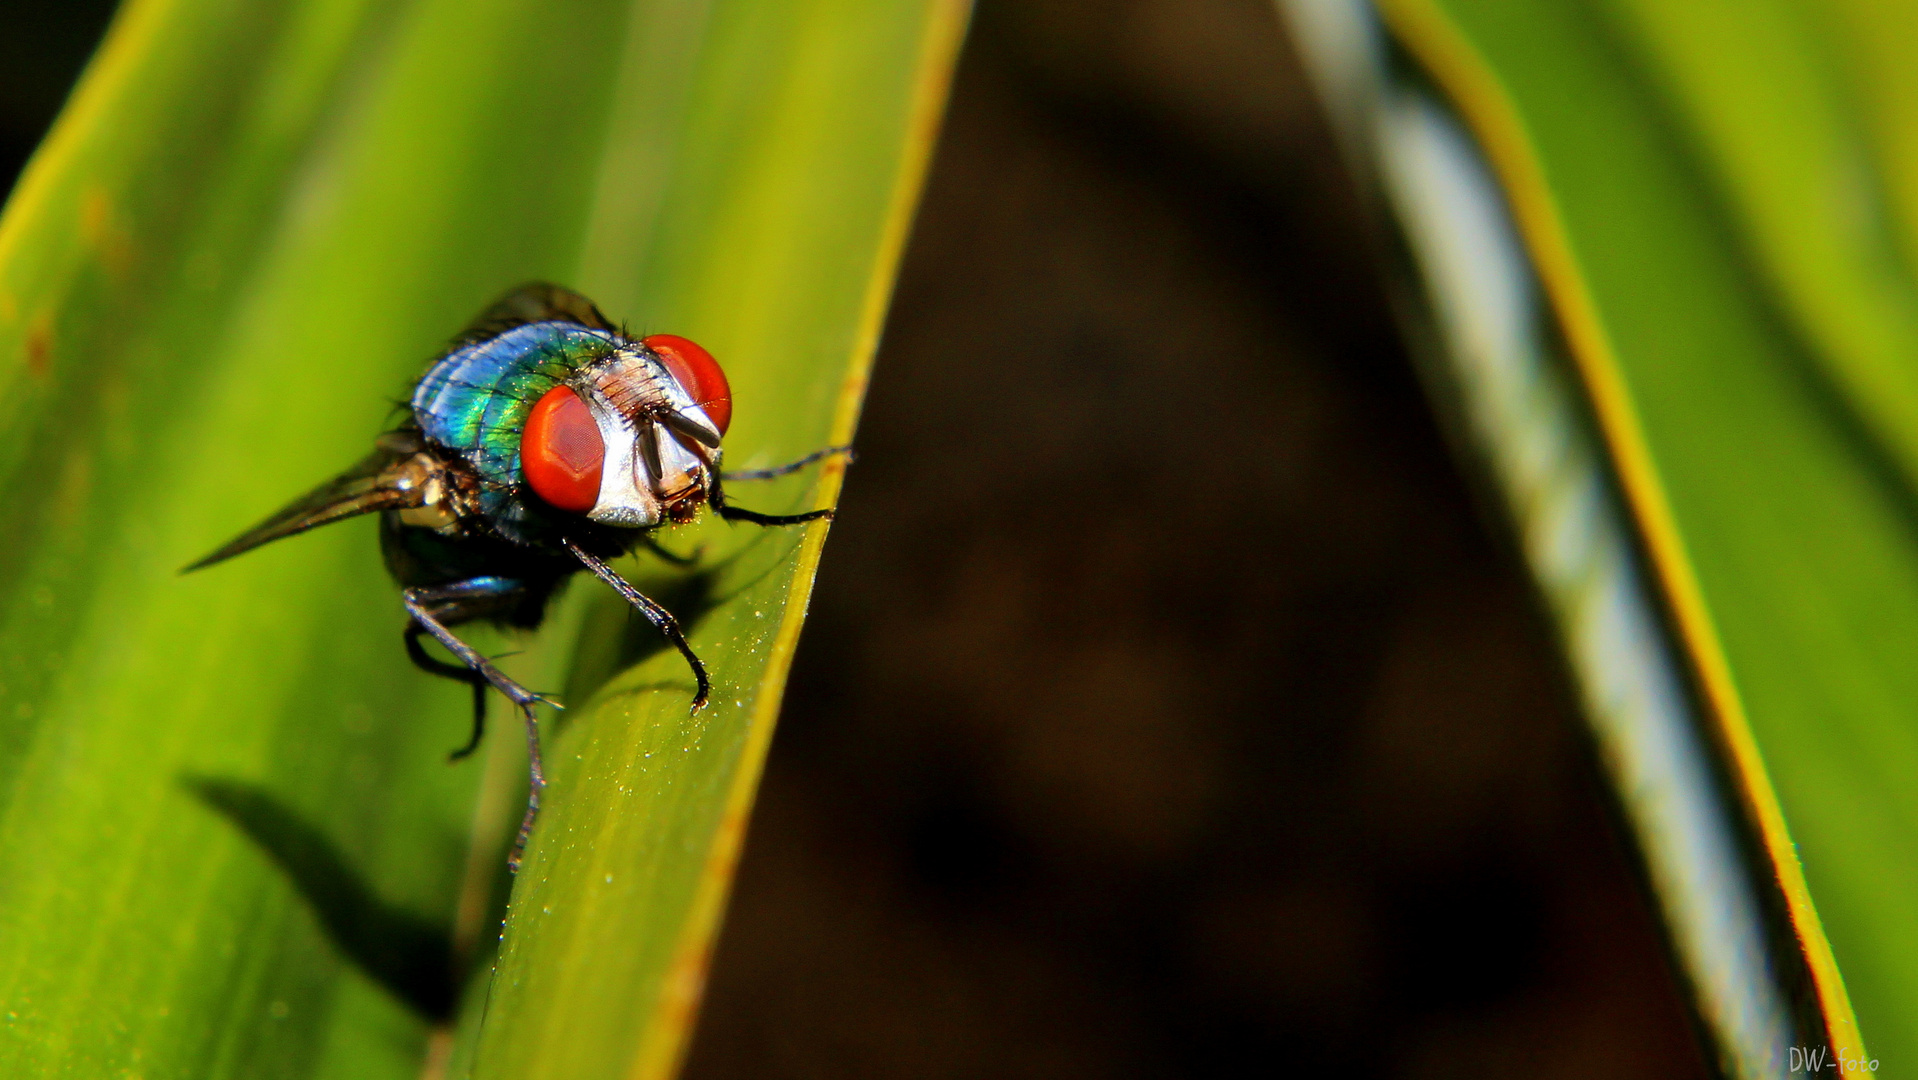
[517,333,732,529]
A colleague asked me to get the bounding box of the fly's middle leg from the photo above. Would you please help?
[403,624,489,761]
[403,576,552,872]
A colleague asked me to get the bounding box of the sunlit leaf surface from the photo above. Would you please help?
[0,0,964,1076]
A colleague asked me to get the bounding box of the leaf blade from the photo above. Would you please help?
[0,0,964,1076]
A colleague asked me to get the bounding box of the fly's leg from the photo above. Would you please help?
[403,625,488,761]
[707,468,835,527]
[720,445,853,481]
[709,445,849,525]
[403,576,554,872]
[563,540,712,711]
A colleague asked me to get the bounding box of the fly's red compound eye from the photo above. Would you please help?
[521,385,604,513]
[644,333,732,436]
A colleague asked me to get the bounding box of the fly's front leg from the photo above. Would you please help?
[563,540,712,711]
[403,576,552,872]
[719,444,853,481]
[708,445,848,525]
[707,467,835,527]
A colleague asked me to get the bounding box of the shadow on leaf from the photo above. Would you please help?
[185,776,460,1021]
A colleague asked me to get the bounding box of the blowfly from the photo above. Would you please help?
[189,283,839,869]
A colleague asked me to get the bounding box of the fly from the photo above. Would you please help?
[188,283,841,870]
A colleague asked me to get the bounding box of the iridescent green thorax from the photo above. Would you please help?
[410,321,619,521]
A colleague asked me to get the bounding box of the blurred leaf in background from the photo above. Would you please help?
[1286,0,1918,1073]
[0,0,963,1078]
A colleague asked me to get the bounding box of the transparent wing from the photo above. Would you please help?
[448,282,621,349]
[184,430,431,572]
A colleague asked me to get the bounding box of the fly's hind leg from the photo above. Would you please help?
[403,624,488,761]
[403,576,553,872]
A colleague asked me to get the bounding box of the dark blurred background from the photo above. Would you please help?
[0,0,116,194]
[4,0,1713,1075]
[683,2,1714,1077]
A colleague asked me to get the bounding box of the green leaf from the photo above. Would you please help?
[1598,0,1918,485]
[0,0,964,1077]
[1304,0,1918,1071]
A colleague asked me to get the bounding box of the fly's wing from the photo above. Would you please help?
[183,431,430,572]
[448,282,621,349]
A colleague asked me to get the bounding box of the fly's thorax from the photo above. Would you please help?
[380,440,482,535]
[396,469,459,532]
[571,342,724,528]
